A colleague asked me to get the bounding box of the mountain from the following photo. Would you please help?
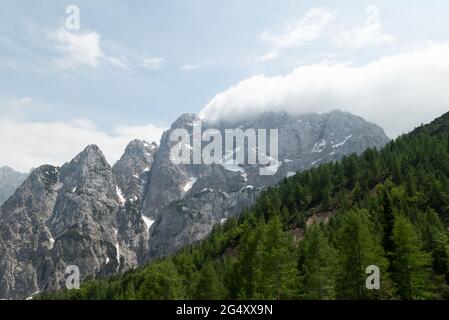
[144,110,389,258]
[0,145,151,299]
[0,166,28,205]
[41,110,449,300]
[0,110,389,299]
[113,139,157,208]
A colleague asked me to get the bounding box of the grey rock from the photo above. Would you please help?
[113,139,157,207]
[0,145,149,299]
[146,110,389,257]
[0,109,390,299]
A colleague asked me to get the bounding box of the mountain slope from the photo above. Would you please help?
[145,110,389,258]
[41,110,449,300]
[0,145,150,299]
[0,166,28,205]
[0,110,388,299]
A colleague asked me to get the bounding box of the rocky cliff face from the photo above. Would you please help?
[0,145,151,299]
[0,166,28,206]
[0,110,389,299]
[144,110,390,258]
[113,139,157,206]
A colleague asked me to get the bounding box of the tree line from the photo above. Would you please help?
[40,112,449,300]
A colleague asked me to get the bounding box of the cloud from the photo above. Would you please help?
[0,97,33,119]
[180,60,214,71]
[0,117,166,172]
[52,28,128,69]
[256,51,281,62]
[259,7,335,60]
[333,5,395,49]
[143,57,164,70]
[200,42,449,139]
[180,64,200,71]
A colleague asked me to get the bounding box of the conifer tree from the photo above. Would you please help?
[253,215,298,299]
[335,209,389,299]
[298,223,337,299]
[390,214,433,299]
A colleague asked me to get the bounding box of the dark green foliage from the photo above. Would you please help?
[40,111,449,300]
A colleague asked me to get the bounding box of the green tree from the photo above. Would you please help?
[298,223,337,299]
[390,215,433,299]
[335,209,389,299]
[253,215,298,299]
[137,261,185,299]
[194,261,227,299]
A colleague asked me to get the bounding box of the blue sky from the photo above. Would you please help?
[2,0,449,171]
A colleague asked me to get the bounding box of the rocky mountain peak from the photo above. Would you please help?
[170,113,201,129]
[0,109,391,299]
[75,144,109,166]
[124,139,157,155]
[145,110,390,258]
[60,144,111,183]
[113,140,158,205]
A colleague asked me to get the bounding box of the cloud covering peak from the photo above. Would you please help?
[200,42,449,138]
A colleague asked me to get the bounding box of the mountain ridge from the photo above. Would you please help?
[0,110,389,299]
[40,109,449,300]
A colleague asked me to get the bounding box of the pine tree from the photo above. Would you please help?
[335,209,389,299]
[137,261,185,299]
[298,223,337,299]
[253,215,298,299]
[194,261,227,299]
[390,214,433,299]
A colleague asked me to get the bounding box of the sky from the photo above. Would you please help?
[1,0,449,171]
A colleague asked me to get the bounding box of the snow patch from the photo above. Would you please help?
[142,215,155,230]
[312,139,327,153]
[182,177,197,192]
[240,185,254,191]
[286,171,296,177]
[26,291,40,300]
[114,228,121,265]
[49,237,55,249]
[116,186,125,205]
[332,135,353,148]
[220,218,228,224]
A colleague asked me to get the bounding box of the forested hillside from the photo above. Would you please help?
[41,111,449,300]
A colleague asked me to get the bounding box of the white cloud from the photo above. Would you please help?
[180,64,200,71]
[143,57,164,70]
[0,117,166,172]
[180,60,214,71]
[256,51,280,62]
[1,97,33,117]
[333,5,395,49]
[259,7,335,59]
[52,28,128,69]
[200,42,449,139]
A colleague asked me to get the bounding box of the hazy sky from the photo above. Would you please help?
[1,0,449,171]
